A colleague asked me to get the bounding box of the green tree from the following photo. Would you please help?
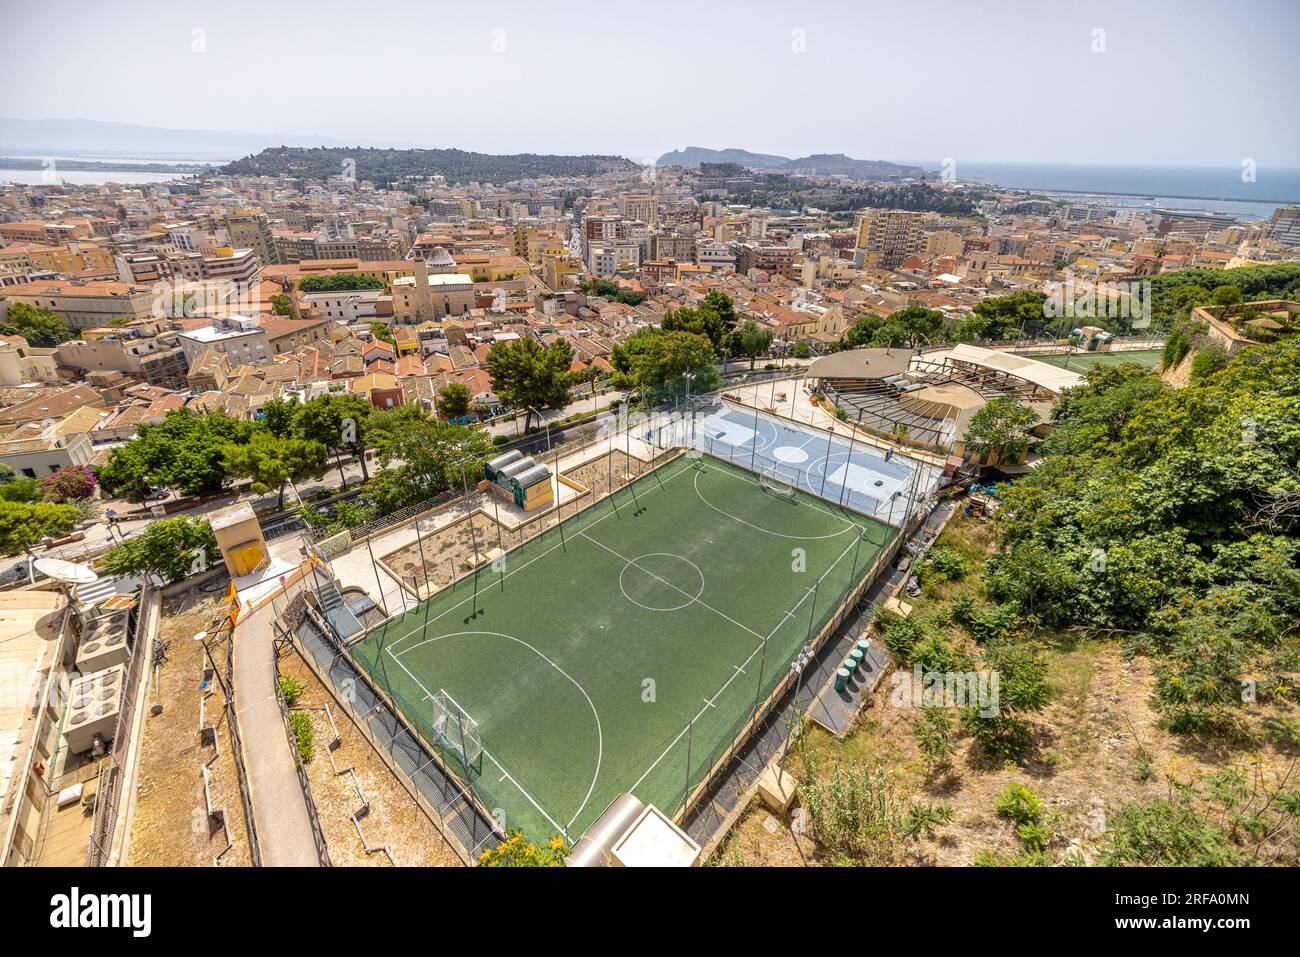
[298,273,384,292]
[1211,284,1244,306]
[369,321,396,346]
[436,381,473,420]
[101,516,219,584]
[258,397,300,438]
[0,477,42,503]
[0,301,74,347]
[97,410,254,501]
[222,432,328,509]
[951,291,1048,341]
[368,406,493,512]
[736,320,774,370]
[484,336,575,433]
[269,293,298,317]
[0,500,80,556]
[294,393,373,485]
[963,396,1040,461]
[613,329,719,401]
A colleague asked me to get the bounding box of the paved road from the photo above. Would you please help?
[231,601,322,866]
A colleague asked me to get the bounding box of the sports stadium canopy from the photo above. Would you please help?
[933,344,1085,395]
[808,348,916,381]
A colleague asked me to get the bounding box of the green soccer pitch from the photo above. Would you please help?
[349,453,893,841]
[1032,348,1163,370]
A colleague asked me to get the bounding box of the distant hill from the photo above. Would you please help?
[0,117,366,160]
[657,146,791,169]
[777,153,924,180]
[657,145,923,181]
[222,146,641,185]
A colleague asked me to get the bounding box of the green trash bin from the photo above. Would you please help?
[843,657,858,675]
[834,667,852,692]
[856,638,871,657]
[849,648,865,668]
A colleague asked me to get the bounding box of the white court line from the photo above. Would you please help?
[627,526,863,798]
[395,633,604,831]
[691,466,860,541]
[577,529,766,642]
[382,455,697,656]
[382,648,565,834]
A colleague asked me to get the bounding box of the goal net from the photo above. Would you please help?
[757,467,797,500]
[431,689,483,770]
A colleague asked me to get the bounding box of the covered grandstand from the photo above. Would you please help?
[808,345,1083,455]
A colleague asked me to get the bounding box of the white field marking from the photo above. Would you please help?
[699,455,865,528]
[691,467,858,541]
[382,455,696,657]
[627,524,863,798]
[577,529,766,642]
[617,552,706,612]
[390,631,604,833]
[384,647,565,835]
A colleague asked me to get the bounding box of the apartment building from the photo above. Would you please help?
[55,332,190,389]
[621,194,658,226]
[224,212,279,266]
[734,242,798,280]
[1268,205,1300,247]
[855,209,924,269]
[0,279,157,330]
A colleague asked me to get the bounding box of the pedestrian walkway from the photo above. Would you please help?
[232,602,322,866]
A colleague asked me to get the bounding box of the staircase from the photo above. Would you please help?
[316,580,364,640]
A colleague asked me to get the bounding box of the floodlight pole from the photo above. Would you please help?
[841,421,858,507]
[683,718,694,815]
[819,425,834,497]
[491,492,505,591]
[805,579,820,643]
[364,534,389,618]
[413,512,431,597]
[850,526,866,583]
[752,633,770,721]
[750,401,760,470]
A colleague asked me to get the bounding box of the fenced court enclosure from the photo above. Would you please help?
[288,389,944,847]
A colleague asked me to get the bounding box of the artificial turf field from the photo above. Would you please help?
[1031,348,1163,370]
[350,452,894,840]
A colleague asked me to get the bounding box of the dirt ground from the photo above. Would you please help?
[278,651,462,867]
[709,512,1299,867]
[381,450,657,595]
[127,590,254,866]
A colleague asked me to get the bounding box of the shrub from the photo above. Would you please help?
[797,760,908,865]
[40,465,97,503]
[911,709,957,775]
[996,782,1054,852]
[479,830,569,867]
[873,609,925,660]
[1098,799,1245,866]
[996,782,1044,827]
[278,674,307,708]
[288,711,314,763]
[918,545,966,585]
[1189,344,1227,382]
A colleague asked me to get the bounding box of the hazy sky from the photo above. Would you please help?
[2,0,1298,166]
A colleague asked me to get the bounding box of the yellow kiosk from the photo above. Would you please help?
[210,502,270,578]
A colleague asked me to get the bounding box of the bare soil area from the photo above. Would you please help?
[278,651,462,867]
[127,593,254,866]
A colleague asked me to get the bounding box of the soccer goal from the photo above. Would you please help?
[431,689,483,771]
[757,466,798,500]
